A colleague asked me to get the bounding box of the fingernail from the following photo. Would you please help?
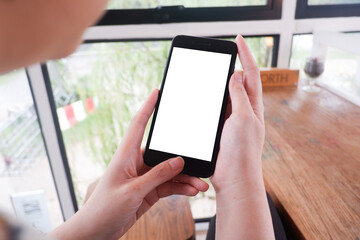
[169,157,183,170]
[234,71,243,83]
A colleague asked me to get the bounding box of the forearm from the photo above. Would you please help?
[47,209,110,240]
[48,213,88,240]
[215,175,274,240]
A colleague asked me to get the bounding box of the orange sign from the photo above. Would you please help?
[260,69,299,87]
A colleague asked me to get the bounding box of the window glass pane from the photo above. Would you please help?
[308,0,360,5]
[0,69,63,232]
[108,0,267,9]
[290,33,360,102]
[230,36,275,70]
[47,36,274,218]
[289,34,313,80]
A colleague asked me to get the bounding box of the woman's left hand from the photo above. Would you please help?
[49,89,209,240]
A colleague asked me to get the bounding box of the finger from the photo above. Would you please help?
[173,174,209,192]
[235,35,259,74]
[157,182,199,198]
[136,147,147,175]
[141,147,145,155]
[225,96,232,120]
[235,35,264,121]
[123,89,159,148]
[137,162,151,176]
[136,183,199,219]
[228,71,253,116]
[135,157,185,197]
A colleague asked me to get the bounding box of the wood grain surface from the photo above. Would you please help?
[262,86,360,240]
[120,195,195,240]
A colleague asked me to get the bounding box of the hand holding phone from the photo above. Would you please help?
[209,35,273,240]
[144,35,237,177]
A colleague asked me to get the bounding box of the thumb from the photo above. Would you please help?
[229,71,252,115]
[136,157,184,197]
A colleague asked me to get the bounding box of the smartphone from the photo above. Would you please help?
[144,35,237,177]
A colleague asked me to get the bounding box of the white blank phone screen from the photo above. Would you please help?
[149,47,232,162]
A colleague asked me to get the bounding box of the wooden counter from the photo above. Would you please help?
[120,195,195,240]
[262,86,360,240]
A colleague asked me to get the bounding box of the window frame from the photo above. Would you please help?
[295,0,360,19]
[97,0,282,25]
[27,65,78,221]
[84,34,280,67]
[35,34,279,220]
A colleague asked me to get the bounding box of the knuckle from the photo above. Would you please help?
[240,111,255,121]
[153,164,168,178]
[131,112,145,126]
[260,103,265,115]
[244,65,260,76]
[238,84,247,94]
[260,101,265,111]
[255,100,265,113]
[232,81,246,94]
[130,114,139,126]
[121,183,142,201]
[232,111,256,126]
[252,65,260,73]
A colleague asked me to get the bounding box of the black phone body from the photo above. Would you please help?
[144,35,237,177]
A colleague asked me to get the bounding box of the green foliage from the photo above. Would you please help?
[243,37,273,68]
[51,41,171,167]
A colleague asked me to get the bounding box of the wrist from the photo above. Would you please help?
[212,157,265,194]
[214,161,267,211]
[214,175,274,240]
[215,176,266,204]
[48,209,109,240]
[215,184,274,240]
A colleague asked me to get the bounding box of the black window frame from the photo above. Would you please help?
[295,0,360,19]
[97,0,282,25]
[84,34,280,67]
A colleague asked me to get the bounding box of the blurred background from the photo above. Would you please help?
[0,0,359,234]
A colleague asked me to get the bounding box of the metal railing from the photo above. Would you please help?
[0,105,45,176]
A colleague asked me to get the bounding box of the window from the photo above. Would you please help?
[98,0,281,25]
[44,36,276,218]
[290,33,360,105]
[290,34,313,80]
[296,0,360,18]
[308,0,360,5]
[108,0,268,9]
[0,70,63,231]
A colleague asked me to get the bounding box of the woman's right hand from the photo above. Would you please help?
[210,35,274,240]
[211,36,265,193]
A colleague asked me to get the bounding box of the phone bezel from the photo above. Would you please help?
[143,35,237,178]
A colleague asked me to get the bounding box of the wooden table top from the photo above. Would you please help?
[120,195,195,240]
[262,86,360,240]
